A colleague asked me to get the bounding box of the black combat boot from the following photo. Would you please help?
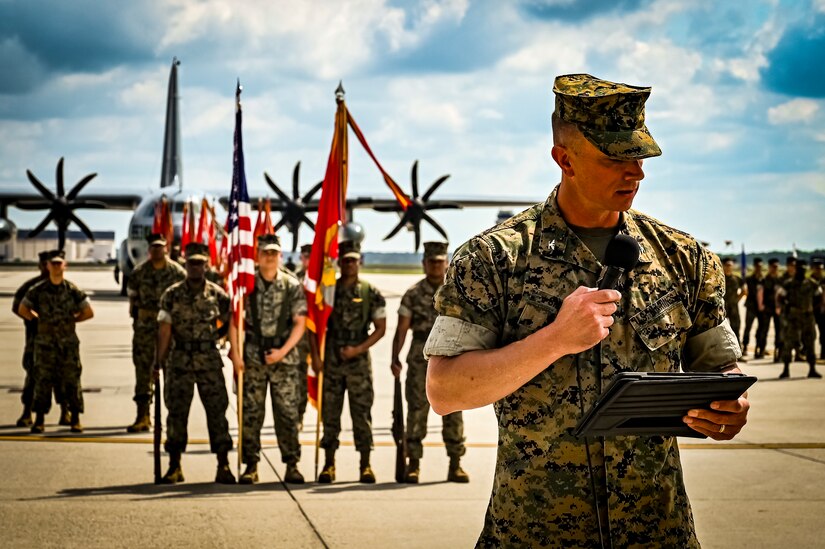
[69,409,83,433]
[448,456,470,483]
[58,403,71,426]
[162,452,184,484]
[318,450,336,483]
[359,452,376,484]
[215,451,236,484]
[404,458,420,484]
[239,462,258,485]
[284,461,305,484]
[808,362,822,379]
[779,363,790,379]
[126,402,151,433]
[16,404,32,427]
[30,412,45,434]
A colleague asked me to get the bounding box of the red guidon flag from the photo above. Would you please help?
[304,88,348,409]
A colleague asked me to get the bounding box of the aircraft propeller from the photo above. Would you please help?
[381,160,458,251]
[263,161,322,252]
[17,157,106,251]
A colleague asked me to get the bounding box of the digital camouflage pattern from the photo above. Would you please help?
[241,271,307,464]
[159,280,232,454]
[553,73,662,160]
[742,273,763,349]
[127,257,186,403]
[725,273,743,342]
[12,272,53,407]
[294,268,310,421]
[22,279,91,414]
[427,187,740,548]
[778,278,823,364]
[321,278,386,453]
[399,277,465,459]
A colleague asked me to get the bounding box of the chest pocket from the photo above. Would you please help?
[630,289,692,350]
[514,289,561,341]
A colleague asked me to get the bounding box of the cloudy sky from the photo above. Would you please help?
[1,0,823,254]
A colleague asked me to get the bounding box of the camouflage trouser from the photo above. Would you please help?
[164,349,232,454]
[132,321,158,404]
[742,306,760,348]
[405,346,465,459]
[32,335,83,414]
[781,312,816,365]
[757,311,780,352]
[241,343,302,465]
[21,345,64,407]
[321,351,374,453]
[726,307,741,345]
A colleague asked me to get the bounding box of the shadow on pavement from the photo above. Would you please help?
[24,480,286,501]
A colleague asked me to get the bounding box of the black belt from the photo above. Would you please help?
[245,333,285,349]
[175,340,216,352]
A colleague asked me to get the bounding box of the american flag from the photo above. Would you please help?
[227,82,255,322]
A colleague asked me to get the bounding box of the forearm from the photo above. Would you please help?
[427,324,568,415]
[357,319,386,353]
[228,321,241,363]
[280,317,306,355]
[391,326,408,362]
[18,303,37,321]
[75,306,94,322]
[156,323,172,363]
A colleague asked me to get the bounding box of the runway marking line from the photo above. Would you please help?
[1,435,824,451]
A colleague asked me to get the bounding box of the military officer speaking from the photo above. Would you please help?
[391,241,468,483]
[126,233,185,432]
[155,242,235,484]
[229,234,308,484]
[312,240,387,484]
[425,74,750,547]
[19,250,94,434]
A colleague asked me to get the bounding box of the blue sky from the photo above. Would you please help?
[1,0,823,254]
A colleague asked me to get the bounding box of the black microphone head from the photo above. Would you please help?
[604,234,641,271]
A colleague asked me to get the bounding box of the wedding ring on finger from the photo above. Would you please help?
[719,424,726,434]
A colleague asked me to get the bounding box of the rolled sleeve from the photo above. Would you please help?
[423,316,497,360]
[78,297,91,311]
[157,309,172,324]
[372,306,387,321]
[683,318,741,372]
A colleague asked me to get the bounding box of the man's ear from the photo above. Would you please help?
[551,145,574,178]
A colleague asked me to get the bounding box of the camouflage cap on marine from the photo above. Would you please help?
[146,232,167,246]
[423,241,448,260]
[300,243,312,255]
[811,257,824,268]
[553,73,662,160]
[38,250,50,262]
[257,233,281,252]
[339,240,361,259]
[47,249,66,263]
[184,242,210,262]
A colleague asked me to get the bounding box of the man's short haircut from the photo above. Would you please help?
[551,111,579,147]
[768,258,779,266]
[753,257,763,265]
[722,257,735,265]
[786,256,796,265]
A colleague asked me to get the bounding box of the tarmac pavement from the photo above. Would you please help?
[1,267,823,548]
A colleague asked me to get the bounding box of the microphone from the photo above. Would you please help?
[598,234,641,290]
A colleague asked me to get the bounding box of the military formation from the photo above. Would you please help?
[723,256,824,378]
[10,231,471,487]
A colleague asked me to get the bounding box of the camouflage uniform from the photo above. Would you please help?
[127,257,185,404]
[778,277,822,366]
[321,277,386,453]
[424,75,740,547]
[22,278,91,415]
[742,273,763,352]
[158,279,232,455]
[294,254,311,424]
[12,269,63,410]
[399,277,465,460]
[757,272,780,355]
[725,272,743,344]
[241,271,307,465]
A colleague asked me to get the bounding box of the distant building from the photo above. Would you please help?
[0,229,116,263]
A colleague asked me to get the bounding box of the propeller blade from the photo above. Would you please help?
[411,160,419,199]
[14,200,52,211]
[414,222,421,252]
[68,211,95,241]
[383,214,408,241]
[301,181,323,203]
[70,200,108,209]
[66,172,98,200]
[300,214,315,230]
[292,230,298,253]
[57,225,66,252]
[26,170,55,200]
[274,217,288,232]
[27,212,55,238]
[56,157,65,197]
[292,162,301,200]
[422,211,449,241]
[264,172,292,204]
[422,174,451,202]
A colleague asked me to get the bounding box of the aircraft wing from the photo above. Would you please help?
[0,191,143,211]
[230,195,539,213]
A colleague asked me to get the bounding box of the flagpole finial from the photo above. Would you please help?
[335,81,345,104]
[236,79,243,111]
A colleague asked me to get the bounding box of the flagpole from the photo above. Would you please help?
[237,292,244,476]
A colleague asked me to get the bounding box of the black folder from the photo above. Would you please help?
[573,371,757,439]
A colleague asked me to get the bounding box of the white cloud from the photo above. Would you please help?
[767,99,820,125]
